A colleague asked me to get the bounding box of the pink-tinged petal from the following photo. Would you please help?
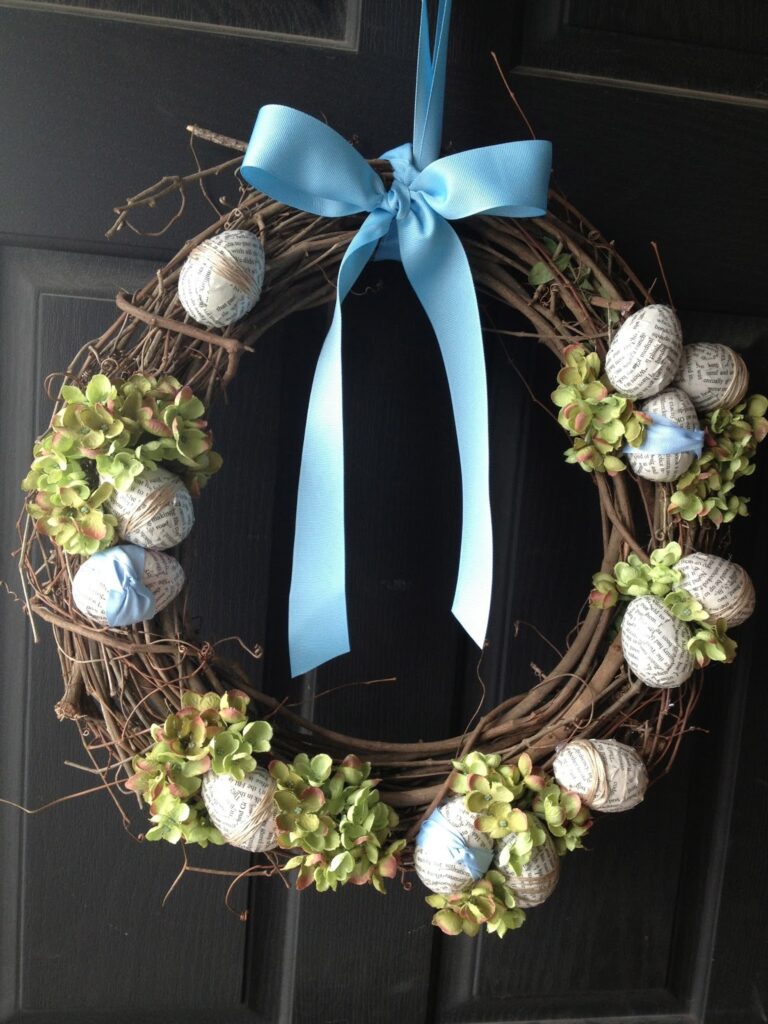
[573,411,588,432]
[348,869,373,886]
[219,707,243,723]
[377,855,398,879]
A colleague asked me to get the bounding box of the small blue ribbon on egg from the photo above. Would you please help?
[241,0,553,676]
[416,806,493,881]
[625,413,705,457]
[75,544,156,627]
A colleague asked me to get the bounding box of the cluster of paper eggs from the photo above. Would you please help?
[70,230,265,629]
[620,552,755,689]
[414,738,650,909]
[72,465,194,627]
[413,794,560,909]
[605,305,749,482]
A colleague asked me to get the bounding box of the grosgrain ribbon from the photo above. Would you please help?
[72,544,156,622]
[241,0,552,676]
[90,544,157,627]
[417,806,493,881]
[626,413,705,457]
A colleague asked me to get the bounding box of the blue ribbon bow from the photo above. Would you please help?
[416,806,493,881]
[242,0,552,676]
[73,544,156,628]
[626,413,705,458]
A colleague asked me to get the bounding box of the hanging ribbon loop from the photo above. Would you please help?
[241,0,552,676]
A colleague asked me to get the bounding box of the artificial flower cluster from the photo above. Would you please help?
[22,373,221,555]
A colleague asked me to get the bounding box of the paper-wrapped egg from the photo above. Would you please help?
[178,229,265,328]
[414,795,493,895]
[626,388,701,482]
[106,467,194,550]
[604,304,683,400]
[72,544,185,627]
[494,832,560,907]
[674,343,749,413]
[677,552,755,628]
[553,738,648,812]
[621,595,695,688]
[201,766,278,853]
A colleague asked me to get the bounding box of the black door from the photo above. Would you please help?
[1,3,766,1022]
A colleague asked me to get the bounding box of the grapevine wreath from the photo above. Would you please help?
[17,1,766,937]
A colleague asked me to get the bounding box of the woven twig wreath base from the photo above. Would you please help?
[19,127,711,851]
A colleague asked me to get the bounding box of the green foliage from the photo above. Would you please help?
[450,750,592,865]
[591,542,684,608]
[669,395,768,527]
[126,689,272,848]
[551,344,649,474]
[22,373,221,554]
[272,754,405,894]
[529,784,592,855]
[425,871,526,938]
[687,619,738,668]
[590,542,736,664]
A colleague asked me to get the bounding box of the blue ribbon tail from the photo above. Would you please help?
[288,210,394,677]
[398,202,493,650]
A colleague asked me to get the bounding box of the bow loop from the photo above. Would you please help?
[412,141,552,221]
[243,104,385,218]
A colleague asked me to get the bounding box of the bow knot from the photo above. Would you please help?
[382,178,413,221]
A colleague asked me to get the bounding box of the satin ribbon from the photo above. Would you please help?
[73,544,156,627]
[417,806,493,881]
[241,0,552,676]
[626,413,705,457]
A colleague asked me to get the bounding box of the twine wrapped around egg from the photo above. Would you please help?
[494,833,560,908]
[178,228,265,329]
[676,553,756,628]
[675,343,749,413]
[553,739,648,813]
[107,467,194,550]
[201,766,278,853]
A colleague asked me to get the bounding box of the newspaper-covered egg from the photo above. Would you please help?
[621,595,695,688]
[604,304,683,400]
